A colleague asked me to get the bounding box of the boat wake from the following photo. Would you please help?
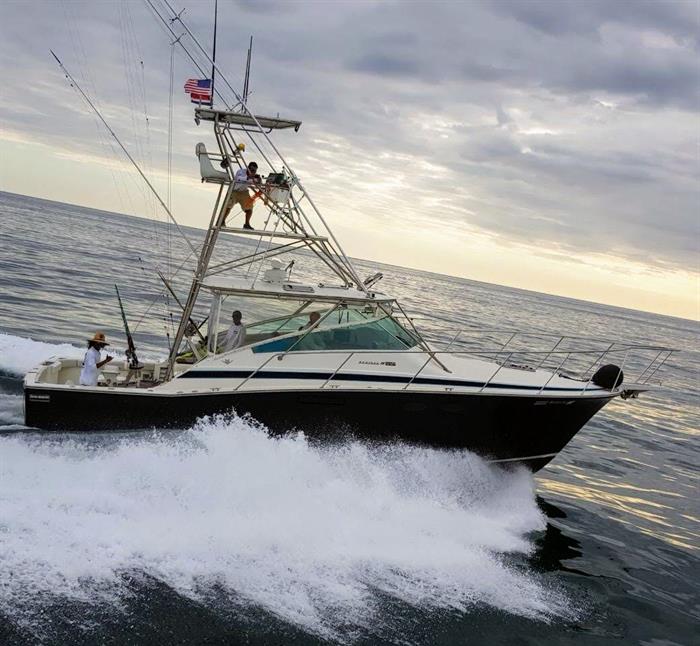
[0,392,23,428]
[0,333,576,641]
[0,332,84,378]
[0,414,576,642]
[0,333,84,432]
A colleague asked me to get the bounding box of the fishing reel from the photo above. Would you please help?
[125,348,143,371]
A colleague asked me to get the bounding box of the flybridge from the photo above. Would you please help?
[195,107,302,132]
[200,275,393,304]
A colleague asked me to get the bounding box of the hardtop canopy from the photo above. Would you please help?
[195,107,302,131]
[201,275,394,305]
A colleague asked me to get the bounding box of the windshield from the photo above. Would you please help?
[251,313,418,354]
[247,306,367,336]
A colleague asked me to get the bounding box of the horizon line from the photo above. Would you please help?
[1,188,698,326]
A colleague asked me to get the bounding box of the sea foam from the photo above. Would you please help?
[0,392,23,428]
[0,414,573,641]
[0,333,163,379]
[0,332,83,376]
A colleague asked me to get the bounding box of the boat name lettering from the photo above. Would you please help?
[29,394,50,402]
[358,360,396,366]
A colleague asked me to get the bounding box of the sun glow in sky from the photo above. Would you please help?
[0,0,698,320]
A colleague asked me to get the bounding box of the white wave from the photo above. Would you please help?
[0,333,165,377]
[0,416,573,641]
[0,332,83,376]
[0,392,23,427]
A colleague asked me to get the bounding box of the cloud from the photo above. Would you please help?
[494,0,700,44]
[351,53,421,78]
[0,0,697,283]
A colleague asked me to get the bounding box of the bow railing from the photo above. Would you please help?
[233,338,676,395]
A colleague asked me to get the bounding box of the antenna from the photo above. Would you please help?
[242,35,252,106]
[211,0,218,107]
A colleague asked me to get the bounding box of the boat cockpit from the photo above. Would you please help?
[32,357,185,389]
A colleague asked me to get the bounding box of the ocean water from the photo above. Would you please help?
[0,190,698,645]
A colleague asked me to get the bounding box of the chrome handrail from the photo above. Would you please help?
[236,343,676,394]
[403,353,433,390]
[245,345,673,359]
[582,342,614,393]
[637,349,665,383]
[641,349,674,384]
[537,352,571,395]
[405,319,674,351]
[234,351,280,391]
[321,351,356,389]
[479,352,513,393]
[617,349,631,389]
[534,335,565,370]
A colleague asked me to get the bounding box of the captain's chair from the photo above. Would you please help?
[196,143,229,183]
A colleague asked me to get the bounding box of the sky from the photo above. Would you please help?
[0,0,698,320]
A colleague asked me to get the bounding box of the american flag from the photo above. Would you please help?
[184,78,212,105]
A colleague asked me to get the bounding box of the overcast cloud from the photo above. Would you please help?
[0,0,698,285]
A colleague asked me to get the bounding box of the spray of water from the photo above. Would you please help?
[0,332,163,379]
[0,416,575,641]
[0,333,84,377]
[0,392,23,428]
[0,334,574,641]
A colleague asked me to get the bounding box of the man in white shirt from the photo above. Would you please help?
[223,161,260,230]
[222,310,246,352]
[79,331,113,386]
[298,311,321,331]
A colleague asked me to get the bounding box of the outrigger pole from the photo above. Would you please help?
[156,269,206,344]
[242,36,252,105]
[210,0,218,107]
[49,50,198,257]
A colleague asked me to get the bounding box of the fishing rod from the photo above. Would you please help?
[155,268,208,343]
[115,284,142,370]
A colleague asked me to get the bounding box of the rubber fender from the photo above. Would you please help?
[592,364,624,390]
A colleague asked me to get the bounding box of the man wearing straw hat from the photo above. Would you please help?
[79,332,113,386]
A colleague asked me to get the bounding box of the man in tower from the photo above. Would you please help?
[224,161,260,230]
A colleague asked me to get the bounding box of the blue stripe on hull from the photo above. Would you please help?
[177,369,600,393]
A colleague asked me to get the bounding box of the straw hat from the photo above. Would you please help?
[88,331,110,346]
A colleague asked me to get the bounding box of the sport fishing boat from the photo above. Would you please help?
[24,10,675,471]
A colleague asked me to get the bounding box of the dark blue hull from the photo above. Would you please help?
[24,386,613,471]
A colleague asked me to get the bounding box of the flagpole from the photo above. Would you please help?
[210,0,218,107]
